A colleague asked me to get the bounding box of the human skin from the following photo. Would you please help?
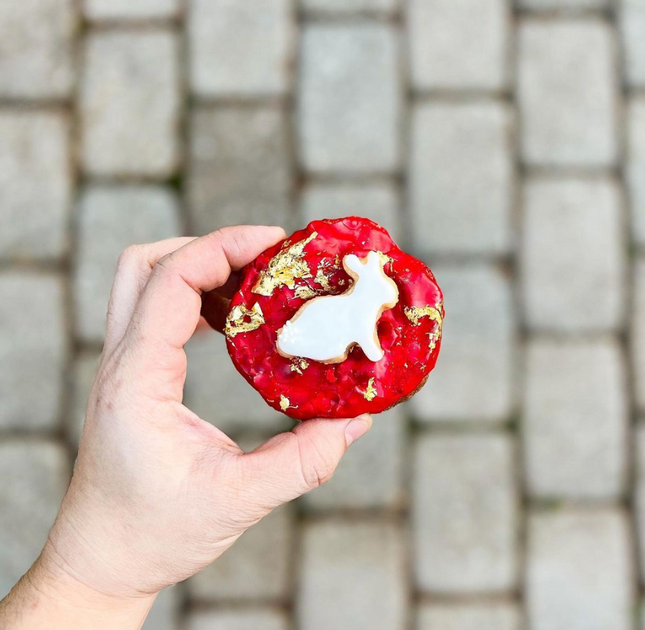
[0,226,372,629]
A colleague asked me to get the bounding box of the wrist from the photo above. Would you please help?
[0,541,155,630]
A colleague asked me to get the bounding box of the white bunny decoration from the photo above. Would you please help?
[276,251,399,363]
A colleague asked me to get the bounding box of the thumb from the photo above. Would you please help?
[240,415,373,509]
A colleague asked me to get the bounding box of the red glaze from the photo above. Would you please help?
[225,217,444,420]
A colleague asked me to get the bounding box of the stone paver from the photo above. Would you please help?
[188,505,293,602]
[297,521,406,630]
[520,0,610,8]
[302,406,406,511]
[143,585,181,630]
[410,264,515,424]
[0,112,71,262]
[298,24,402,174]
[0,0,74,99]
[417,602,521,630]
[188,107,292,235]
[300,181,401,243]
[526,509,633,630]
[621,0,645,87]
[0,273,67,431]
[629,97,645,247]
[408,0,509,91]
[524,339,628,500]
[184,329,290,434]
[80,31,180,177]
[74,186,182,344]
[521,177,625,333]
[85,0,180,20]
[0,441,69,599]
[633,260,645,414]
[409,101,514,257]
[518,19,618,167]
[635,426,645,582]
[187,609,289,630]
[189,0,293,98]
[70,350,101,446]
[302,0,397,13]
[413,433,518,594]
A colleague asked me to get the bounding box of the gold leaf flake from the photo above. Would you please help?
[290,358,310,374]
[377,251,394,267]
[404,305,443,328]
[427,331,440,353]
[252,232,318,296]
[225,303,265,339]
[314,268,332,292]
[280,395,290,411]
[294,285,317,300]
[404,304,443,351]
[363,377,378,402]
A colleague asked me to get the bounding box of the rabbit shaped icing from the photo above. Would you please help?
[276,251,399,363]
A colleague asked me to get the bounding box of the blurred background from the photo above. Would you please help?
[0,0,643,629]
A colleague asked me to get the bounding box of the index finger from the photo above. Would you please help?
[125,226,285,354]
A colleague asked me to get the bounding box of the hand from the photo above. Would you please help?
[0,227,372,629]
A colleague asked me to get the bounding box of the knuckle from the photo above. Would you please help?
[300,444,337,491]
[116,244,144,271]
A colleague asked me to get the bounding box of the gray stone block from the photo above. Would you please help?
[298,24,402,174]
[187,609,289,630]
[297,521,407,630]
[413,433,518,593]
[0,440,69,598]
[410,264,516,424]
[633,260,645,414]
[409,101,514,257]
[188,0,294,97]
[74,185,182,344]
[85,0,180,20]
[0,0,74,99]
[521,177,625,333]
[527,509,634,630]
[0,112,71,262]
[520,0,609,8]
[621,0,645,87]
[635,426,645,582]
[0,273,67,430]
[188,107,292,235]
[302,406,406,511]
[628,97,645,247]
[523,338,628,500]
[407,0,510,91]
[518,19,618,167]
[301,0,398,14]
[80,31,180,177]
[417,602,522,630]
[184,329,289,434]
[300,181,401,243]
[187,504,293,602]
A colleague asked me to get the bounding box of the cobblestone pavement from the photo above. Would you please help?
[0,1,644,629]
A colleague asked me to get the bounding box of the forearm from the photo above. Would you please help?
[0,542,155,630]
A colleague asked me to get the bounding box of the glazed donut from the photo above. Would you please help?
[224,217,444,420]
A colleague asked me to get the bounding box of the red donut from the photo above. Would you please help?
[224,217,444,420]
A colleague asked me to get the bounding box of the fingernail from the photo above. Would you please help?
[345,415,372,447]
